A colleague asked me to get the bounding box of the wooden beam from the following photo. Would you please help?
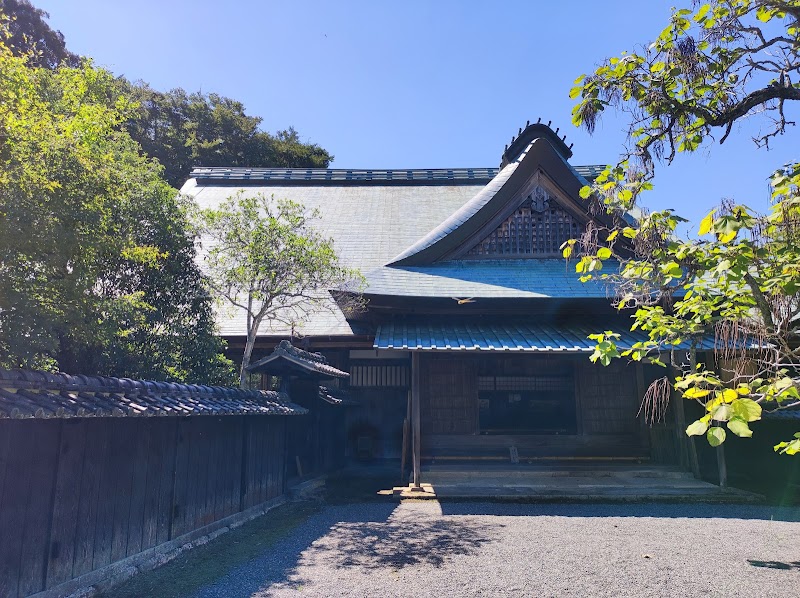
[411,352,421,488]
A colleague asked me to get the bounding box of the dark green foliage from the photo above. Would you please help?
[0,0,79,68]
[124,84,334,188]
[0,34,234,385]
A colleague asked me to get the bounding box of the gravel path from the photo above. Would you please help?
[194,501,800,598]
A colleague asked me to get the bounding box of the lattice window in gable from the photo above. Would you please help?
[465,186,583,257]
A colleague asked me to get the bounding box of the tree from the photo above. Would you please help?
[1,4,333,188]
[0,23,234,384]
[195,192,362,387]
[0,0,79,68]
[124,84,334,188]
[569,1,800,453]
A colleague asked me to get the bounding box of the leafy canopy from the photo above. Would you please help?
[570,0,800,453]
[0,20,233,383]
[0,3,334,190]
[0,0,78,68]
[124,84,334,188]
[195,193,362,387]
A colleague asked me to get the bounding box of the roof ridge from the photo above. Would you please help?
[0,367,275,399]
[188,165,606,185]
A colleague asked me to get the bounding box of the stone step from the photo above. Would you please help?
[389,481,763,503]
[422,468,695,481]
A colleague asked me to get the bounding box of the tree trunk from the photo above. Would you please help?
[240,332,256,389]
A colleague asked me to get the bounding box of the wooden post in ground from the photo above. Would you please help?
[686,350,702,478]
[717,444,728,488]
[670,374,700,478]
[411,351,421,488]
[400,391,410,485]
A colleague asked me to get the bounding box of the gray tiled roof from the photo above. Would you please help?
[318,386,358,406]
[0,368,306,418]
[183,153,610,338]
[388,161,518,264]
[185,175,483,337]
[186,178,480,272]
[761,405,800,420]
[364,259,619,298]
[247,340,349,378]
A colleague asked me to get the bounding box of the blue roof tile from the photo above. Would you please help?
[374,318,718,352]
[364,259,618,299]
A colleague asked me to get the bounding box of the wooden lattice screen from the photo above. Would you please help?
[465,185,582,257]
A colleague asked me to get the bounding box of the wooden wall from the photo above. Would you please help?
[576,359,641,436]
[0,415,290,598]
[413,353,671,462]
[420,355,478,435]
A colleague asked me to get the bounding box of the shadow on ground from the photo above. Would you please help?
[103,471,800,598]
[748,559,800,570]
[320,513,498,570]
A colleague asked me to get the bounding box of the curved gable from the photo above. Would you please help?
[388,136,599,266]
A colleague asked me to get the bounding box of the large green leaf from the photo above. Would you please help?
[698,210,715,235]
[711,403,732,421]
[707,427,726,447]
[727,417,753,438]
[686,419,709,436]
[731,398,762,422]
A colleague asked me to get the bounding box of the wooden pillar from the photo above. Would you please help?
[411,351,421,488]
[670,365,701,477]
[635,363,649,446]
[717,441,728,488]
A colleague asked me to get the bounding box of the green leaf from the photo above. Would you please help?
[693,4,710,21]
[731,398,762,422]
[711,403,732,421]
[707,427,726,447]
[698,210,715,235]
[756,6,773,22]
[775,439,800,455]
[727,417,753,438]
[686,419,709,436]
[684,387,710,399]
[579,186,593,199]
[597,247,612,259]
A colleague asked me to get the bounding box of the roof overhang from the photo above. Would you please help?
[373,318,718,352]
[246,340,349,379]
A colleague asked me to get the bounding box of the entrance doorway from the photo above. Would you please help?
[477,372,577,435]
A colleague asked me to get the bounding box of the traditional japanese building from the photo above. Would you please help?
[182,121,694,484]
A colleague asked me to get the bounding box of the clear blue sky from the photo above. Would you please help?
[38,0,797,229]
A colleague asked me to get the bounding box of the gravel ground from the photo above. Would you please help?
[191,501,800,598]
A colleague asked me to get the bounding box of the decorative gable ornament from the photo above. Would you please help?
[464,185,582,257]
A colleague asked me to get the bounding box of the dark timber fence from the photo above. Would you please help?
[0,369,342,598]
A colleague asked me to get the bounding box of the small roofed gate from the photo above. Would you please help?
[248,341,352,482]
[284,380,349,480]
